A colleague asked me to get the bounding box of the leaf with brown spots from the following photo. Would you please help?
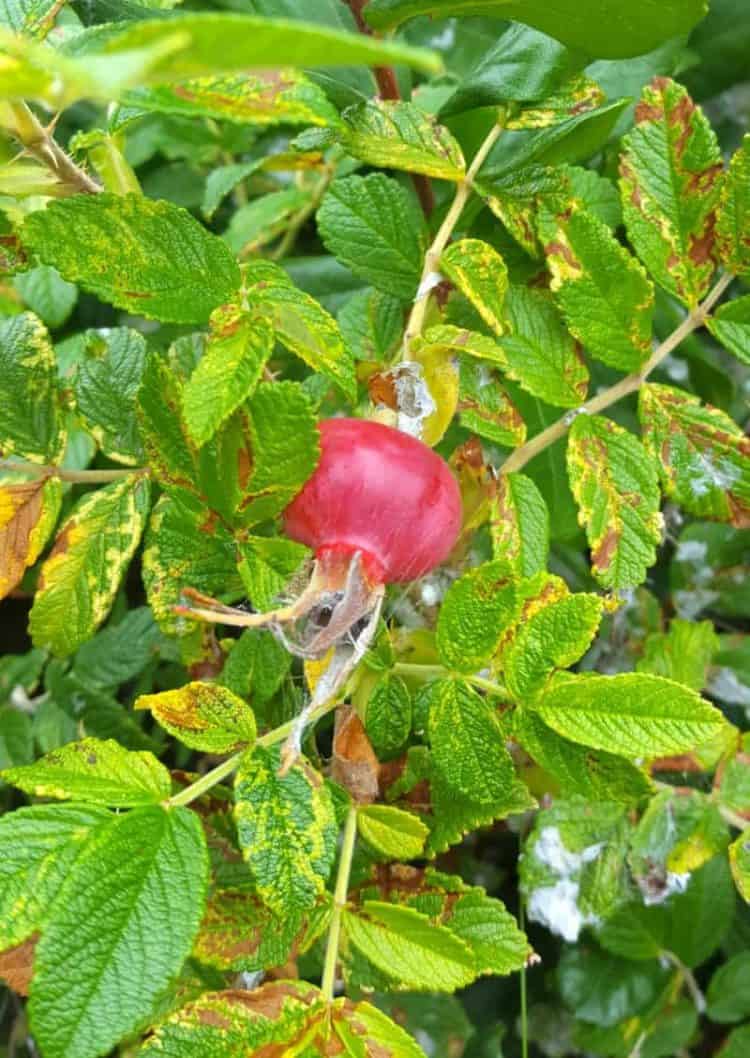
[136,681,256,754]
[538,203,654,372]
[716,133,750,278]
[639,382,750,527]
[457,359,526,448]
[0,935,37,995]
[490,472,549,578]
[0,476,61,600]
[567,414,663,589]
[619,77,723,308]
[138,980,329,1057]
[508,74,604,130]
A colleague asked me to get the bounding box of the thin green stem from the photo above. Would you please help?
[662,950,706,1014]
[401,114,506,360]
[271,164,335,261]
[719,804,749,831]
[167,697,340,808]
[321,804,358,1002]
[392,662,446,680]
[500,270,734,475]
[519,898,528,1058]
[467,673,509,698]
[0,461,141,483]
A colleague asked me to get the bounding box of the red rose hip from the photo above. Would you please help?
[283,418,462,584]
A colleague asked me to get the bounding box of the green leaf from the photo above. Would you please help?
[636,618,718,691]
[239,381,320,525]
[619,77,723,308]
[508,75,604,131]
[707,294,750,366]
[2,737,171,807]
[64,12,443,81]
[136,356,198,491]
[504,593,603,701]
[202,161,262,220]
[716,134,750,277]
[219,629,291,709]
[427,679,515,806]
[0,0,63,35]
[22,194,240,325]
[136,682,256,754]
[358,804,428,859]
[338,287,403,362]
[567,414,663,589]
[363,0,706,60]
[138,981,327,1058]
[73,607,161,690]
[0,804,110,951]
[441,238,508,336]
[498,285,588,408]
[720,1025,750,1058]
[224,187,311,255]
[630,789,728,887]
[489,472,549,578]
[436,560,518,672]
[182,307,273,447]
[0,707,33,770]
[237,535,309,612]
[539,204,654,371]
[318,173,427,300]
[142,490,242,637]
[440,23,583,116]
[514,710,652,803]
[14,266,77,330]
[0,312,65,464]
[250,282,357,402]
[123,68,340,127]
[0,476,62,601]
[362,672,412,756]
[29,805,208,1058]
[730,828,750,902]
[639,382,750,526]
[413,324,507,367]
[559,945,667,1028]
[458,358,525,447]
[342,901,477,992]
[329,99,465,180]
[73,327,147,465]
[29,474,151,657]
[332,999,429,1057]
[535,672,727,758]
[193,891,314,974]
[234,745,337,916]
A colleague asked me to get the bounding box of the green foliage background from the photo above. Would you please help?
[0,1,749,1056]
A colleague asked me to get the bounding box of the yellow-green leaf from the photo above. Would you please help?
[136,682,256,754]
[358,804,428,860]
[29,475,151,657]
[619,77,723,308]
[567,414,663,589]
[0,312,65,464]
[440,238,508,335]
[716,134,750,278]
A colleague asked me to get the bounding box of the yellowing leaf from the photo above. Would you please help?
[567,414,663,589]
[0,312,65,464]
[136,682,256,754]
[29,475,151,657]
[717,134,750,278]
[0,476,61,600]
[358,804,428,860]
[619,77,723,308]
[441,238,508,335]
[639,383,750,527]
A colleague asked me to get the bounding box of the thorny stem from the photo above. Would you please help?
[167,696,341,808]
[401,116,506,360]
[0,461,142,483]
[500,270,735,475]
[7,101,101,195]
[321,804,358,1002]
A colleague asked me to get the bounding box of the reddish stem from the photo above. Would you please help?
[346,0,435,216]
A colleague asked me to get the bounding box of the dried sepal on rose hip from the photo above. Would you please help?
[178,417,462,641]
